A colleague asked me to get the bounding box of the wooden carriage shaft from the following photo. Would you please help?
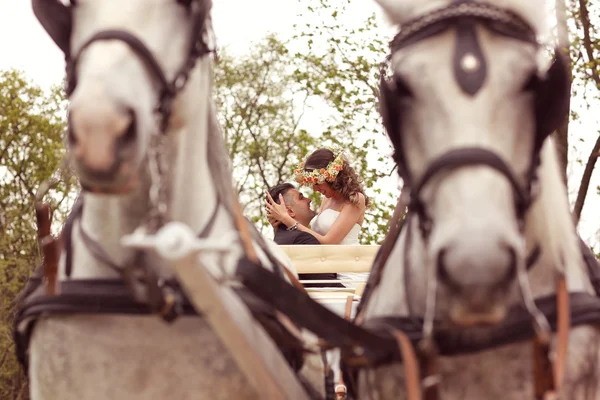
[169,254,310,400]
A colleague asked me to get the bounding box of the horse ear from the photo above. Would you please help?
[32,0,72,56]
[372,0,408,25]
[534,49,571,142]
[378,75,400,151]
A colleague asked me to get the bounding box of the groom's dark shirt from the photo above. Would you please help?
[274,225,343,288]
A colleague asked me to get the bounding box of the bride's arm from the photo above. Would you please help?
[266,192,365,244]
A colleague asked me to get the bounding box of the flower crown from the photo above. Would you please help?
[293,153,344,185]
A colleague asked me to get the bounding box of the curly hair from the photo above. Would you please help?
[304,148,372,208]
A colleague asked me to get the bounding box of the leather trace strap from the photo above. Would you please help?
[236,258,393,361]
[35,203,59,296]
[393,329,422,400]
[534,274,570,400]
[355,191,408,324]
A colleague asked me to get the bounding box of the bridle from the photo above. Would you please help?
[33,0,216,226]
[33,0,215,135]
[32,0,217,225]
[378,0,569,236]
[359,1,572,399]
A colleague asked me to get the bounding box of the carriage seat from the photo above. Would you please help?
[278,245,379,318]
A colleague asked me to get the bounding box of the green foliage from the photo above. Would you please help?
[215,1,399,244]
[0,70,73,399]
[215,34,320,217]
[565,0,600,230]
[568,0,600,99]
[292,0,399,244]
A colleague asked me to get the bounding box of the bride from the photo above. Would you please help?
[266,147,371,286]
[266,148,370,243]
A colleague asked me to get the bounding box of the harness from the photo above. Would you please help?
[236,226,600,400]
[14,199,307,374]
[20,1,600,399]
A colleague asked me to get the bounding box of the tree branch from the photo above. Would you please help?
[577,0,600,87]
[572,133,600,223]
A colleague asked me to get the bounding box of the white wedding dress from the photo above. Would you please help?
[310,209,368,288]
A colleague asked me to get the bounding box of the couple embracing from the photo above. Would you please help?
[266,148,372,288]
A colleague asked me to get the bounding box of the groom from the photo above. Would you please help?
[267,183,342,288]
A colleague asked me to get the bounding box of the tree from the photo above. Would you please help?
[0,70,74,399]
[214,32,399,244]
[567,0,600,224]
[215,35,319,215]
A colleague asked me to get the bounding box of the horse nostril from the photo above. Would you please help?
[499,244,517,286]
[67,112,78,146]
[437,246,461,293]
[118,108,136,147]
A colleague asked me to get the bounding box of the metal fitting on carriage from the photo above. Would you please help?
[121,222,235,261]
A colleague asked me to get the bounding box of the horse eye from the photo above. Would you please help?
[392,75,413,98]
[177,0,192,7]
[522,72,540,93]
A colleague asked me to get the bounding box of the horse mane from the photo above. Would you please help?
[206,100,236,215]
[525,139,590,290]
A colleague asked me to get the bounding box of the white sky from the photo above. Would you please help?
[1,0,597,248]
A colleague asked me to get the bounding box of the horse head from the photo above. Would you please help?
[375,0,570,326]
[33,0,214,194]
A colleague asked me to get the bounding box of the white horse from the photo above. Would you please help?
[355,0,600,399]
[19,0,325,399]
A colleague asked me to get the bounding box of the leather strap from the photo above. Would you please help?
[532,275,569,399]
[554,276,570,386]
[231,198,261,264]
[409,147,531,221]
[236,258,393,360]
[35,203,59,295]
[63,195,84,278]
[419,340,439,400]
[355,193,408,324]
[533,335,554,399]
[393,329,422,400]
[532,275,570,400]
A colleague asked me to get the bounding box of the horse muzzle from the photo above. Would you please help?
[68,95,141,193]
